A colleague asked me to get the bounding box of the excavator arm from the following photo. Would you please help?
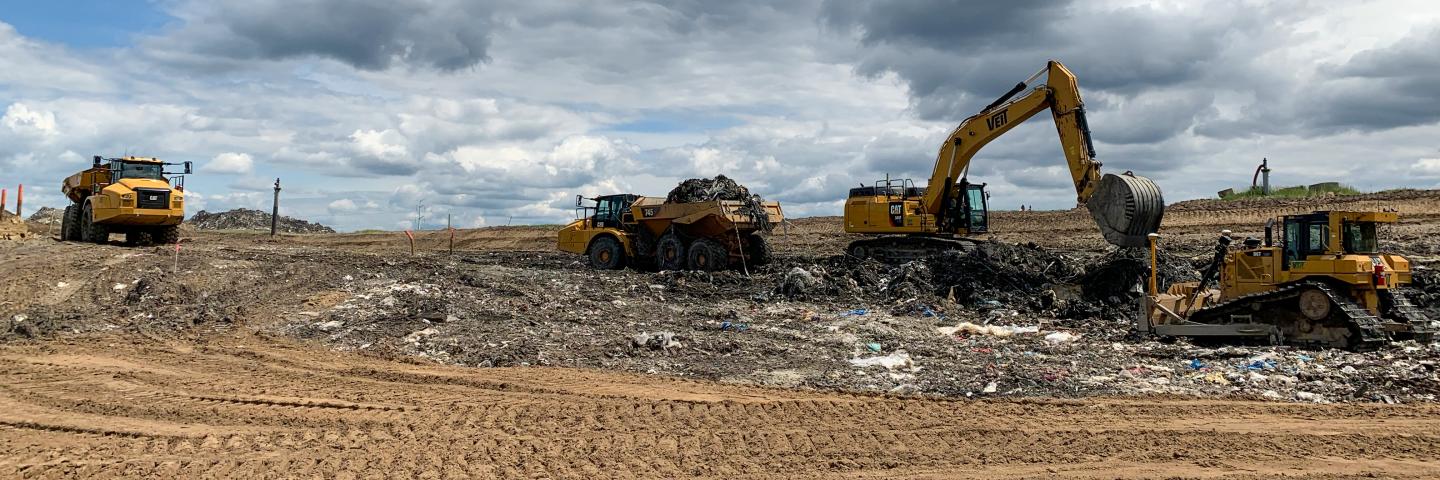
[923,60,1163,247]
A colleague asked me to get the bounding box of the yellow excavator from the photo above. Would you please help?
[844,60,1164,260]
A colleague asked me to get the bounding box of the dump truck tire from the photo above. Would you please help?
[688,238,727,271]
[126,230,154,247]
[80,202,108,244]
[155,225,180,245]
[60,204,79,241]
[656,234,686,271]
[587,236,625,270]
[745,233,772,266]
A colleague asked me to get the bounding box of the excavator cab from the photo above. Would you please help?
[958,181,988,233]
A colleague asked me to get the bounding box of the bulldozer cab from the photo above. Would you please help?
[1279,211,1389,269]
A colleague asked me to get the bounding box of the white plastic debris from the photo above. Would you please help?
[112,283,127,291]
[936,322,1039,337]
[1043,332,1079,344]
[56,282,68,288]
[316,320,344,332]
[982,381,998,394]
[1296,391,1326,403]
[404,327,439,343]
[849,351,918,372]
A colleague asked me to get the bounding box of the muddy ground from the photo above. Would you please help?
[4,190,1440,477]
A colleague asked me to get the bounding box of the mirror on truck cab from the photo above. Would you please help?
[93,155,102,167]
[184,161,193,174]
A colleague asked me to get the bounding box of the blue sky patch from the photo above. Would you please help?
[2,0,172,48]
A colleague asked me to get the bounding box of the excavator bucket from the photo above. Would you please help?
[1085,173,1164,248]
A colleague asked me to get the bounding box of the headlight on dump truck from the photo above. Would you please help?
[121,193,135,206]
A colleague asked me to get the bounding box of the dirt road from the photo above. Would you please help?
[3,336,1440,479]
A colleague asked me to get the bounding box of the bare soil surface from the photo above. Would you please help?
[4,190,1440,477]
[4,336,1440,479]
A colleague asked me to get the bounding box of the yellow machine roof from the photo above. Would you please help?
[120,156,164,164]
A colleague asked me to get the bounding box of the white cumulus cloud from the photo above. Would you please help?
[207,152,254,174]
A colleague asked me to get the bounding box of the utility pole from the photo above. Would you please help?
[447,213,454,255]
[271,178,281,236]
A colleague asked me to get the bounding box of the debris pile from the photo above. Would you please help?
[189,208,335,234]
[666,175,753,203]
[27,206,63,225]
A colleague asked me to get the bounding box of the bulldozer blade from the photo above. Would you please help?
[1086,173,1165,248]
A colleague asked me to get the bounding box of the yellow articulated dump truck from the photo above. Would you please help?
[60,155,192,246]
[558,194,783,271]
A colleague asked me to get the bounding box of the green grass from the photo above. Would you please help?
[1221,183,1361,200]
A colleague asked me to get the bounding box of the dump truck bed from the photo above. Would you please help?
[631,198,783,238]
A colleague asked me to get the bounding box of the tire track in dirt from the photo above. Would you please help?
[3,336,1440,478]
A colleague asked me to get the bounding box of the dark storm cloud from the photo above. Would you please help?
[176,0,494,71]
[818,0,1296,155]
[1303,26,1440,132]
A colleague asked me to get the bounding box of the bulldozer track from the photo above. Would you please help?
[3,337,1440,478]
[1384,288,1436,341]
[1186,281,1389,348]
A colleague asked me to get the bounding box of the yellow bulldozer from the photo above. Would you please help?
[1139,210,1435,349]
[844,60,1164,261]
[558,194,782,271]
[60,155,192,245]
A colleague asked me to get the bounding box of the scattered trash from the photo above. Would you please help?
[112,283,127,291]
[720,321,750,332]
[865,342,883,352]
[1189,359,1206,370]
[632,332,682,351]
[842,308,869,316]
[936,322,1039,337]
[849,351,917,372]
[1043,332,1079,344]
[982,382,998,394]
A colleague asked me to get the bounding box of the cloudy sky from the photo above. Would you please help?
[2,0,1438,231]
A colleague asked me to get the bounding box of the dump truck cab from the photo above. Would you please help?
[60,155,192,245]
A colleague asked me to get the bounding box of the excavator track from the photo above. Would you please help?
[1187,281,1389,350]
[1382,288,1436,342]
[847,236,975,263]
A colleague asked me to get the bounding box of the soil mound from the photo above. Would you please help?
[189,208,335,234]
[666,175,753,203]
[0,213,28,239]
[27,206,63,225]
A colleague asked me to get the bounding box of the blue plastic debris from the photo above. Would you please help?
[842,308,868,316]
[720,321,749,332]
[1189,359,1206,370]
[1295,354,1315,362]
[1244,359,1278,371]
[865,342,882,352]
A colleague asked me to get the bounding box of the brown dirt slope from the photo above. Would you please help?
[3,336,1439,479]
